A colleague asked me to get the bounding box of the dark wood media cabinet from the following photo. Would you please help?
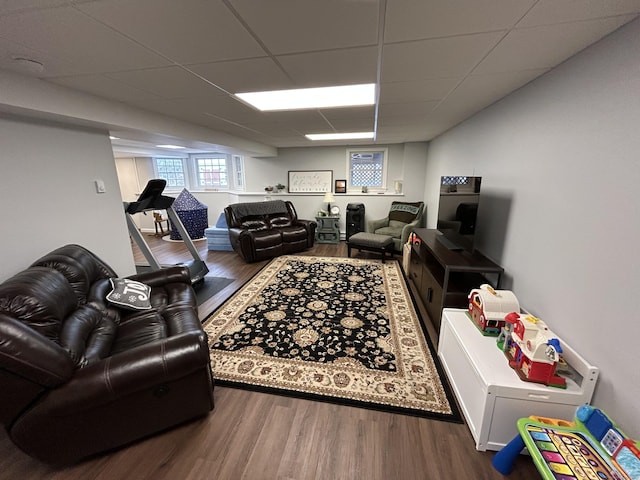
[408,228,503,332]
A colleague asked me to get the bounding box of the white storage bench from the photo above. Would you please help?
[438,308,598,452]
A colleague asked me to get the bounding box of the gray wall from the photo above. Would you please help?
[0,115,136,280]
[425,18,640,437]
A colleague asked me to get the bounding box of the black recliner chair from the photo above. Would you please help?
[0,244,214,465]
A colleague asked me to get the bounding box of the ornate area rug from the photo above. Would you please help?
[204,255,461,421]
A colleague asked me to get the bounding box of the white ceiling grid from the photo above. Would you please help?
[0,0,638,153]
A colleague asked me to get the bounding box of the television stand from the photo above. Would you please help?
[436,234,463,250]
[408,229,503,331]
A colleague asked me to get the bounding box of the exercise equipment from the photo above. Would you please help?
[124,179,209,285]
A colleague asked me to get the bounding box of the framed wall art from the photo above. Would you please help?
[335,179,346,194]
[288,170,333,193]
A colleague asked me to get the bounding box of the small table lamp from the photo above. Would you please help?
[323,192,335,214]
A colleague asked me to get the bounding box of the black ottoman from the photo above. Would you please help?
[347,232,394,262]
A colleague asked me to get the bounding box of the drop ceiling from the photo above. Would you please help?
[0,0,638,154]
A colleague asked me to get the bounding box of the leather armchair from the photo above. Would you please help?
[368,201,425,252]
[0,244,214,465]
[225,200,316,262]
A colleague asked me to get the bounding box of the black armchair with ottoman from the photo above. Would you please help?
[0,244,214,465]
[225,200,316,262]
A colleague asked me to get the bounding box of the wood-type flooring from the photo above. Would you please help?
[0,235,540,479]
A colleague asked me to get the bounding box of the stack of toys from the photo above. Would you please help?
[467,284,568,388]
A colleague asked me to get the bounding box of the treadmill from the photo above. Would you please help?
[124,179,209,286]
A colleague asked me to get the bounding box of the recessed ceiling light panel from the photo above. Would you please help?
[235,84,375,111]
[155,144,186,149]
[305,132,375,141]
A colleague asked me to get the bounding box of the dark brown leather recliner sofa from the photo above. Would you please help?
[225,200,316,262]
[0,244,214,465]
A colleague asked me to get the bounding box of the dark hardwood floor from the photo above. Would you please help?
[0,235,539,479]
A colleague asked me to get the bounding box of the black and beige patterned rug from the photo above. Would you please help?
[204,255,461,422]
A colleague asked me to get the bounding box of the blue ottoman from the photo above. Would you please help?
[204,213,233,251]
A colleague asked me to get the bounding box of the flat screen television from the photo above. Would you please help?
[436,176,481,252]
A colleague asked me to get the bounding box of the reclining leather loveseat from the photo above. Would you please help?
[0,244,214,465]
[225,200,316,262]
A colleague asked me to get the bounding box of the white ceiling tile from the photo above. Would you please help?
[229,0,379,54]
[326,118,376,132]
[518,0,640,27]
[376,123,451,143]
[379,78,459,104]
[474,16,635,74]
[435,69,550,119]
[133,95,265,125]
[189,58,294,94]
[381,32,504,82]
[1,0,637,149]
[48,74,162,103]
[0,36,76,77]
[384,0,536,43]
[0,0,72,16]
[277,47,378,87]
[0,6,170,73]
[232,121,303,138]
[76,0,265,64]
[106,67,226,99]
[260,109,332,131]
[320,106,375,121]
[379,101,438,118]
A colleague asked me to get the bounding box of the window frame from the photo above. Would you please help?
[190,153,230,190]
[152,156,188,192]
[346,148,388,192]
[231,154,245,191]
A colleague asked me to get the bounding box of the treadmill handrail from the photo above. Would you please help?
[126,179,175,215]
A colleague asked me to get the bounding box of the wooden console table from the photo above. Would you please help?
[408,228,503,332]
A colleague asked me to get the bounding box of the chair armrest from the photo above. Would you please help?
[367,217,389,233]
[41,330,210,414]
[295,219,316,230]
[127,266,191,287]
[0,314,75,387]
[227,227,258,262]
[400,219,421,246]
[294,219,317,246]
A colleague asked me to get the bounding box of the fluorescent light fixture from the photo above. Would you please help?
[155,144,186,149]
[109,136,119,140]
[305,132,375,141]
[235,83,375,111]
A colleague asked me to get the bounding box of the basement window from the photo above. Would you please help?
[153,157,187,190]
[192,154,229,189]
[347,148,388,192]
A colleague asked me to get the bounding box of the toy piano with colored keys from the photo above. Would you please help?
[493,406,640,480]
